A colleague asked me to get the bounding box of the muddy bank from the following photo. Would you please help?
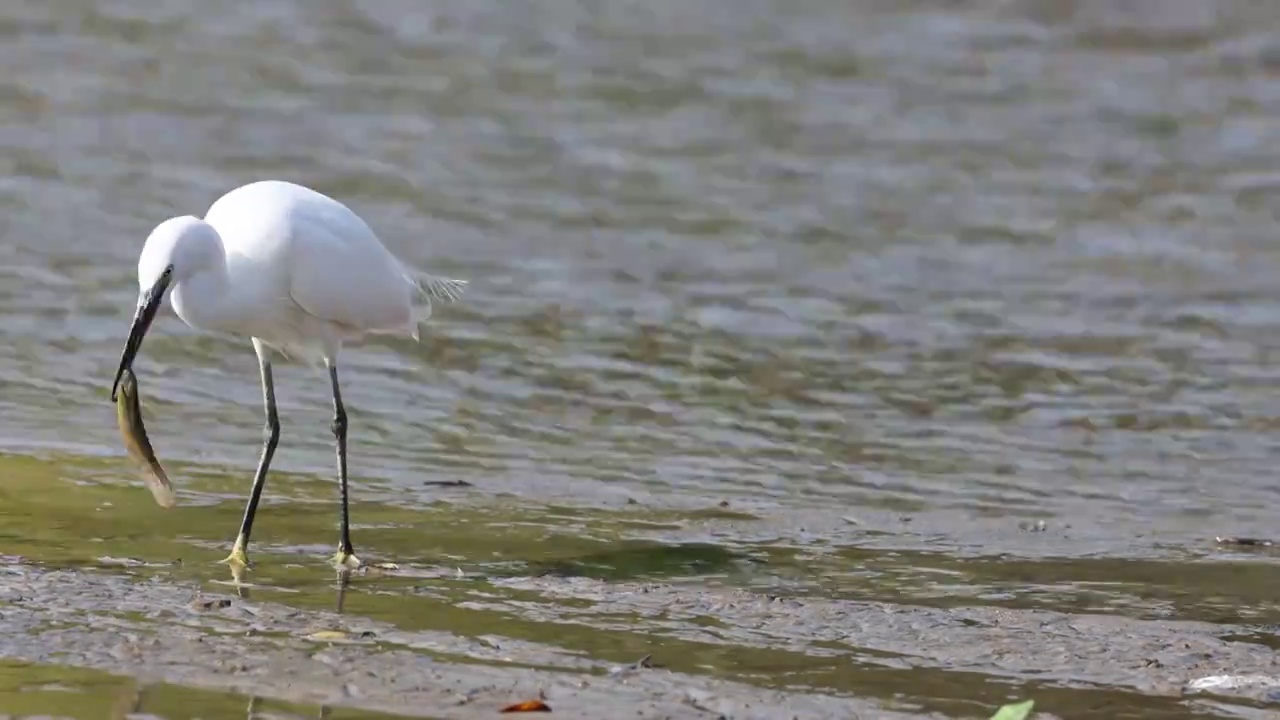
[1,558,1278,719]
[0,560,919,720]
[492,576,1280,704]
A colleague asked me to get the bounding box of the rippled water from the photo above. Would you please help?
[4,0,1280,717]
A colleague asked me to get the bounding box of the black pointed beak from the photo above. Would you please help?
[111,266,173,402]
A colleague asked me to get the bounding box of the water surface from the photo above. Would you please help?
[2,0,1280,717]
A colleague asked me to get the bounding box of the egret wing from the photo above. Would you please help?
[286,213,416,331]
[286,206,465,334]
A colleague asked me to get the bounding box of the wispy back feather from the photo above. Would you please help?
[408,272,468,340]
[419,274,468,303]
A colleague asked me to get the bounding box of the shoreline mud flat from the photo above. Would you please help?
[1,559,1278,719]
[0,561,913,720]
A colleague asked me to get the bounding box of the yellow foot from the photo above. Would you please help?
[331,548,361,570]
[218,536,250,568]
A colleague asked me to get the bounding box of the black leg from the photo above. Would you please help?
[223,341,279,567]
[328,362,358,567]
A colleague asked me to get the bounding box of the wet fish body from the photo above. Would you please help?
[115,367,176,508]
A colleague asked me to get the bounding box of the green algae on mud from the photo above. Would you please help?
[0,659,416,719]
[0,451,771,582]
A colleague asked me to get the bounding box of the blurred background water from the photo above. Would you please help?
[4,0,1280,716]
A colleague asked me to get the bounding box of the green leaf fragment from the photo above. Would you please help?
[990,699,1034,720]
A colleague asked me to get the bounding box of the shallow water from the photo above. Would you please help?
[3,0,1280,717]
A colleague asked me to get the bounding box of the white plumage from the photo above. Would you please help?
[140,180,465,358]
[112,180,467,572]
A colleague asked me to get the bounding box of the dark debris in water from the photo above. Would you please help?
[423,479,474,488]
[1215,536,1276,548]
[189,597,233,611]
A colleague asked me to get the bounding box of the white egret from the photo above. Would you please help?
[109,180,467,570]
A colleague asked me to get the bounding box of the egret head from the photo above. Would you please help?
[111,216,220,401]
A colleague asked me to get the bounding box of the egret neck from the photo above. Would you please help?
[111,218,242,401]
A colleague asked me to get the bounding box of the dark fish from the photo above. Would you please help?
[115,367,176,508]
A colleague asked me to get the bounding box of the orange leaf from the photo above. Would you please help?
[500,699,551,713]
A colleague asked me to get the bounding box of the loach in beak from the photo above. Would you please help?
[111,265,172,402]
[115,365,175,508]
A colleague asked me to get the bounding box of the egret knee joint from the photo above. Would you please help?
[262,418,279,445]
